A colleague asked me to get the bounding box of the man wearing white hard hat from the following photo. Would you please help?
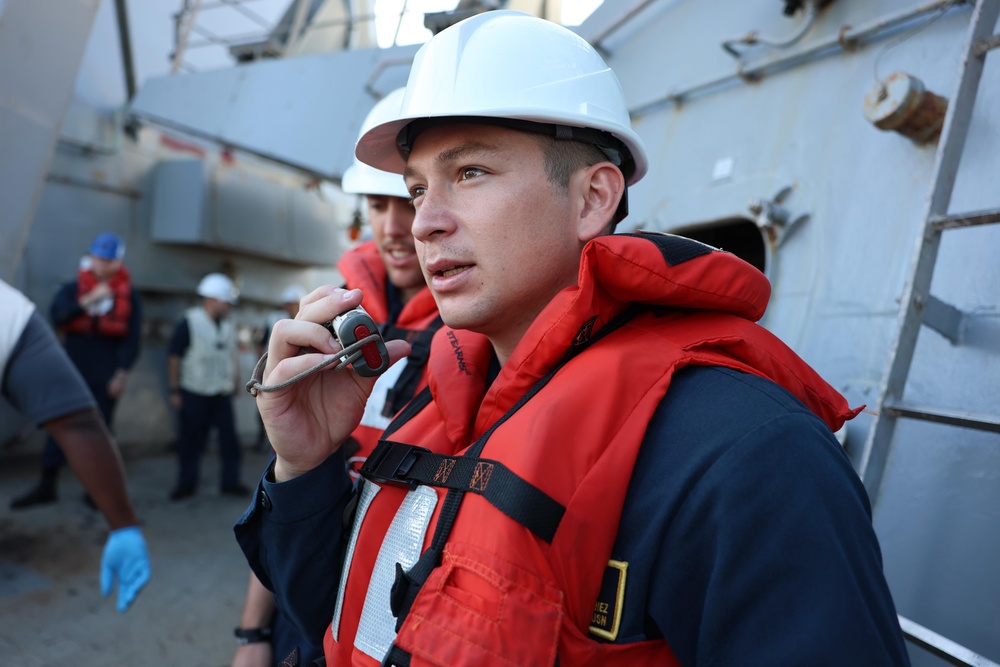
[231,89,441,667]
[280,284,307,316]
[237,11,909,666]
[279,284,307,325]
[257,284,307,357]
[252,284,307,453]
[167,272,247,501]
[334,87,441,481]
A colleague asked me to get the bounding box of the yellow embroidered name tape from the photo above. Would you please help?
[589,559,627,641]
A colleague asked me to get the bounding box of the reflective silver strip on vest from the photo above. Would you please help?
[331,480,380,641]
[353,485,438,660]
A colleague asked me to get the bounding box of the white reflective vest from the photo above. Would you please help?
[179,306,237,396]
[0,279,37,382]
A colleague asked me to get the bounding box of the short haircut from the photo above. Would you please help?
[536,135,610,190]
[535,134,626,231]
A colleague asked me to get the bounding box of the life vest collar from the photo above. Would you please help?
[426,233,774,443]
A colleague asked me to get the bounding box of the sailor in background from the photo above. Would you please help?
[229,89,441,667]
[167,272,248,501]
[10,231,142,510]
[254,284,307,452]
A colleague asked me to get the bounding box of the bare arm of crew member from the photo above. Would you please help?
[230,571,275,667]
[167,355,182,410]
[232,349,241,397]
[44,408,140,529]
[239,571,276,629]
[257,286,411,482]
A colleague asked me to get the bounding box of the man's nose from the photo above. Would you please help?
[385,199,415,236]
[410,190,454,242]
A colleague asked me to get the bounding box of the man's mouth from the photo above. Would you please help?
[384,246,415,259]
[426,258,472,279]
[440,265,470,278]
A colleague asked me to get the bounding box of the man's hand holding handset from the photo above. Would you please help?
[255,286,410,482]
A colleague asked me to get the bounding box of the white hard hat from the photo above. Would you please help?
[197,273,239,304]
[281,284,307,303]
[342,88,411,198]
[356,10,648,186]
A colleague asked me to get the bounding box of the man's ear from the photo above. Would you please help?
[575,162,626,242]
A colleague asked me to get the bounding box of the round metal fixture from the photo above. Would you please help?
[863,72,948,144]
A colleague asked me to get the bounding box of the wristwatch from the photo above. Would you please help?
[234,626,273,645]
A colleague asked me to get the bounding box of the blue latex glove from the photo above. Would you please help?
[100,526,151,613]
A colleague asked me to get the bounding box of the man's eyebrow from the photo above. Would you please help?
[404,141,502,181]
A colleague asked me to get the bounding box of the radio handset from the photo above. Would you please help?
[326,306,390,377]
[246,305,390,396]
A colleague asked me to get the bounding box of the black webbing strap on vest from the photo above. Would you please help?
[381,646,411,667]
[373,306,641,667]
[380,316,444,417]
[341,387,435,561]
[381,385,433,440]
[361,440,565,543]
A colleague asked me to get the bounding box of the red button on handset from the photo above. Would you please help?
[354,324,384,371]
[327,306,389,377]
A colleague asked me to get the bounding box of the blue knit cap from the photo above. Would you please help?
[90,232,125,260]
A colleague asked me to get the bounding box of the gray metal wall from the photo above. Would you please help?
[0,0,101,282]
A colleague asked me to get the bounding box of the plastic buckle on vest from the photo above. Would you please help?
[379,646,412,667]
[360,442,427,490]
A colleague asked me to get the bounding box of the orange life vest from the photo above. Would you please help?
[325,233,860,666]
[339,241,441,477]
[62,265,132,338]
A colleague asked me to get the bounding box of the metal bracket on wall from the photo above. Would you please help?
[747,185,810,248]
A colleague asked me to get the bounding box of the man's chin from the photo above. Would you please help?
[388,269,423,289]
[437,307,488,336]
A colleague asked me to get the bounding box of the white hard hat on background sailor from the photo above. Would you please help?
[281,284,307,306]
[197,273,239,305]
[342,87,411,200]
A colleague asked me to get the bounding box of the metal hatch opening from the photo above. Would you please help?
[670,217,767,274]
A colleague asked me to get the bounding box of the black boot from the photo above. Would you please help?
[10,466,59,510]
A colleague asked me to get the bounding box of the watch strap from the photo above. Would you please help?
[234,626,273,645]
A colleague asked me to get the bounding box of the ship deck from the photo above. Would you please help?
[0,444,272,665]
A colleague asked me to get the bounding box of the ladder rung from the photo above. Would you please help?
[899,615,1000,667]
[930,207,1000,231]
[884,402,1000,433]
